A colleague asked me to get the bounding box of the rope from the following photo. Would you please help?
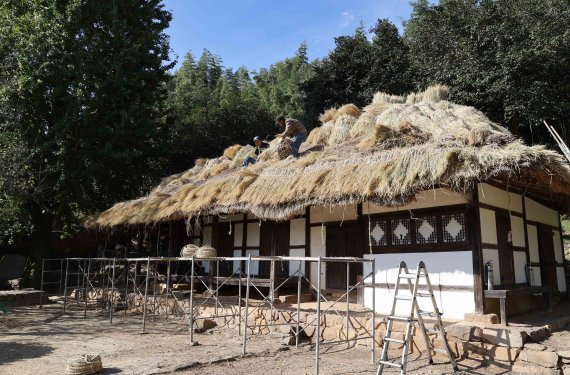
[65,354,103,375]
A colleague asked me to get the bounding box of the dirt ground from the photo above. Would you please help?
[0,304,513,375]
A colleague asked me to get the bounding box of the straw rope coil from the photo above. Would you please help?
[196,245,217,258]
[65,354,103,375]
[180,244,199,258]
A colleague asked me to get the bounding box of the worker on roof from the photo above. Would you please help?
[275,115,307,158]
[242,136,269,167]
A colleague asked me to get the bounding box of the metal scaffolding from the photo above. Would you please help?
[39,255,377,375]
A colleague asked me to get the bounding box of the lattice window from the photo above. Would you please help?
[443,213,467,243]
[391,219,411,245]
[369,220,387,246]
[415,216,438,244]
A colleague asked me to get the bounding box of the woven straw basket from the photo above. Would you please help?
[180,244,199,258]
[196,245,217,258]
[65,354,103,375]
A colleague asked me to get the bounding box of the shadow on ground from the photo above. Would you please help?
[0,342,54,364]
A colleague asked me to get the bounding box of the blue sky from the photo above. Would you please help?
[162,0,413,72]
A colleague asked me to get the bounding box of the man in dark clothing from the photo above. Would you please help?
[242,136,269,167]
[275,115,307,157]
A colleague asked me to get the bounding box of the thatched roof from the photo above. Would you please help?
[91,85,570,227]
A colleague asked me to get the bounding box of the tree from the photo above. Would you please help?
[305,20,411,125]
[167,50,272,172]
[0,0,173,284]
[254,42,315,125]
[405,0,570,140]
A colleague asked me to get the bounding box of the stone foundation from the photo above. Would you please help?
[0,289,48,307]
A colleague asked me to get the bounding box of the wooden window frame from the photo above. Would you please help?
[367,204,473,254]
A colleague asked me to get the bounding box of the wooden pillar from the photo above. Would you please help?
[471,186,485,313]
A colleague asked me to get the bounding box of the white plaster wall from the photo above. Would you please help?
[363,188,468,214]
[510,216,526,247]
[290,218,306,246]
[525,198,559,227]
[527,224,540,263]
[557,267,567,292]
[482,249,501,285]
[513,251,528,284]
[479,208,498,244]
[289,248,306,276]
[364,288,473,321]
[310,205,357,223]
[233,223,243,247]
[246,223,260,246]
[362,252,475,320]
[310,226,326,289]
[533,268,542,286]
[478,183,523,213]
[554,230,563,263]
[233,250,242,273]
[245,249,259,275]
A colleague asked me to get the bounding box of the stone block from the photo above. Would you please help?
[511,364,561,375]
[481,327,526,348]
[321,327,339,341]
[464,313,500,324]
[525,343,549,351]
[518,349,559,368]
[446,323,483,342]
[278,294,314,304]
[558,351,570,360]
[195,319,217,331]
[303,325,316,338]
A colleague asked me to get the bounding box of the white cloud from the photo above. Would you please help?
[340,10,355,28]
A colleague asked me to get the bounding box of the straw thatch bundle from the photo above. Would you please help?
[65,354,103,375]
[277,137,292,159]
[223,144,242,160]
[332,104,361,121]
[91,85,570,227]
[319,108,337,123]
[373,92,405,104]
[180,244,199,258]
[196,245,217,258]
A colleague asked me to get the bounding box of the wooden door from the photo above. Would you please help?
[212,221,234,276]
[496,210,514,285]
[326,224,362,290]
[259,221,290,277]
[538,225,558,291]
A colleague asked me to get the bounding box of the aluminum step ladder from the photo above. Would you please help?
[376,261,458,375]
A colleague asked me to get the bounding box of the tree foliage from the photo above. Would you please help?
[0,0,173,280]
[167,50,273,172]
[405,0,570,137]
[306,20,412,122]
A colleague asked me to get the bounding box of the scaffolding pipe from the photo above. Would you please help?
[295,264,302,347]
[124,260,129,316]
[189,256,195,343]
[242,255,251,354]
[166,260,171,318]
[346,262,350,346]
[83,258,91,318]
[109,257,116,324]
[142,257,150,333]
[39,259,45,309]
[315,256,322,375]
[63,259,69,313]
